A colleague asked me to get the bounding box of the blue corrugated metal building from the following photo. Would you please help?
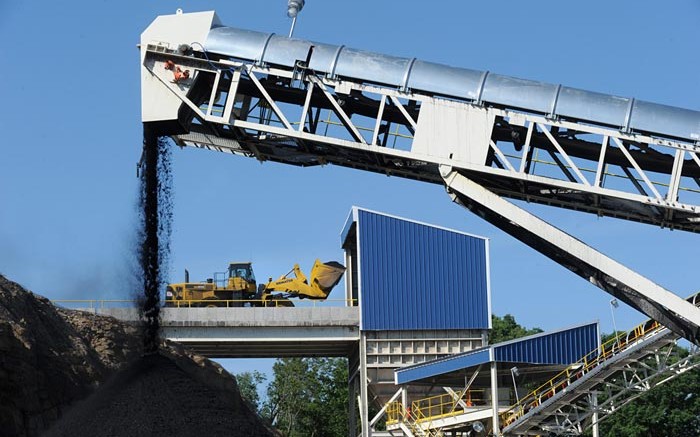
[336,207,602,435]
[341,207,491,331]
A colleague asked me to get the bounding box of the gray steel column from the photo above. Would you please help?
[591,392,600,437]
[490,361,500,436]
[360,334,370,437]
[349,371,358,437]
[345,250,353,305]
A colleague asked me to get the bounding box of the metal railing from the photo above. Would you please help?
[53,299,135,310]
[386,402,435,437]
[411,389,487,422]
[386,401,403,425]
[53,298,357,310]
[164,298,357,308]
[386,389,487,426]
[499,290,700,428]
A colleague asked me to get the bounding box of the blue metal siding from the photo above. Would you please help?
[493,323,598,365]
[357,209,489,330]
[396,349,491,385]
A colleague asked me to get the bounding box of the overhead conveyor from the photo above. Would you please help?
[140,11,700,346]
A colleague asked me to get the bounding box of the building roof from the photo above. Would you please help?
[341,206,488,247]
[395,321,599,385]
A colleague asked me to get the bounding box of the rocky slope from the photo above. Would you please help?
[0,275,272,437]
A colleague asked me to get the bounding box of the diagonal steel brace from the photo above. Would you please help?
[440,166,700,345]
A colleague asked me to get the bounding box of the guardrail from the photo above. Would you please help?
[499,290,700,428]
[386,389,487,425]
[412,389,487,423]
[165,298,357,308]
[53,300,135,310]
[53,298,358,310]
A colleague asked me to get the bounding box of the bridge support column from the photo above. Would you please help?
[349,373,358,437]
[401,387,408,413]
[591,392,599,437]
[490,361,500,436]
[360,334,370,437]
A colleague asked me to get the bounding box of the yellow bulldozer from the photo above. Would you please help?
[164,260,345,307]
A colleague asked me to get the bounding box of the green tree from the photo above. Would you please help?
[490,314,543,344]
[236,370,267,413]
[264,358,312,435]
[316,358,349,436]
[264,357,348,437]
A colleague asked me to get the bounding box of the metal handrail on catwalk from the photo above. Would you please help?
[500,290,700,435]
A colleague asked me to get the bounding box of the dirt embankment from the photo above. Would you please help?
[0,275,272,437]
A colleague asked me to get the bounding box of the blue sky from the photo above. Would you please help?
[1,1,699,378]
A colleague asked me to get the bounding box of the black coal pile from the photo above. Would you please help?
[44,350,273,437]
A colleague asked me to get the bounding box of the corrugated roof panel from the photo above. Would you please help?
[493,322,598,365]
[355,209,489,331]
[395,349,491,385]
[394,322,599,384]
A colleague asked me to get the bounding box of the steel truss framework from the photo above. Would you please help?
[503,330,700,436]
[142,43,700,435]
[143,46,700,233]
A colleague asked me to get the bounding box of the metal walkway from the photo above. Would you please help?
[140,11,700,345]
[383,292,700,436]
[57,301,359,358]
[501,291,700,435]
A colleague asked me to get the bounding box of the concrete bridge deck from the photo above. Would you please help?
[96,307,360,358]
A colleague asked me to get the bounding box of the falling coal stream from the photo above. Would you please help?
[139,124,172,353]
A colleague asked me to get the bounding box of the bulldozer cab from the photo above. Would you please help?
[227,262,257,294]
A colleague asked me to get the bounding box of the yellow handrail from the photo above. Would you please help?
[53,298,358,309]
[165,298,357,308]
[403,389,487,423]
[498,295,700,428]
[386,401,404,425]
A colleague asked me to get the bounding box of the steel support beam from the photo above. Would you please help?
[360,334,370,437]
[491,361,500,436]
[440,166,700,345]
[503,335,700,435]
[143,48,700,232]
